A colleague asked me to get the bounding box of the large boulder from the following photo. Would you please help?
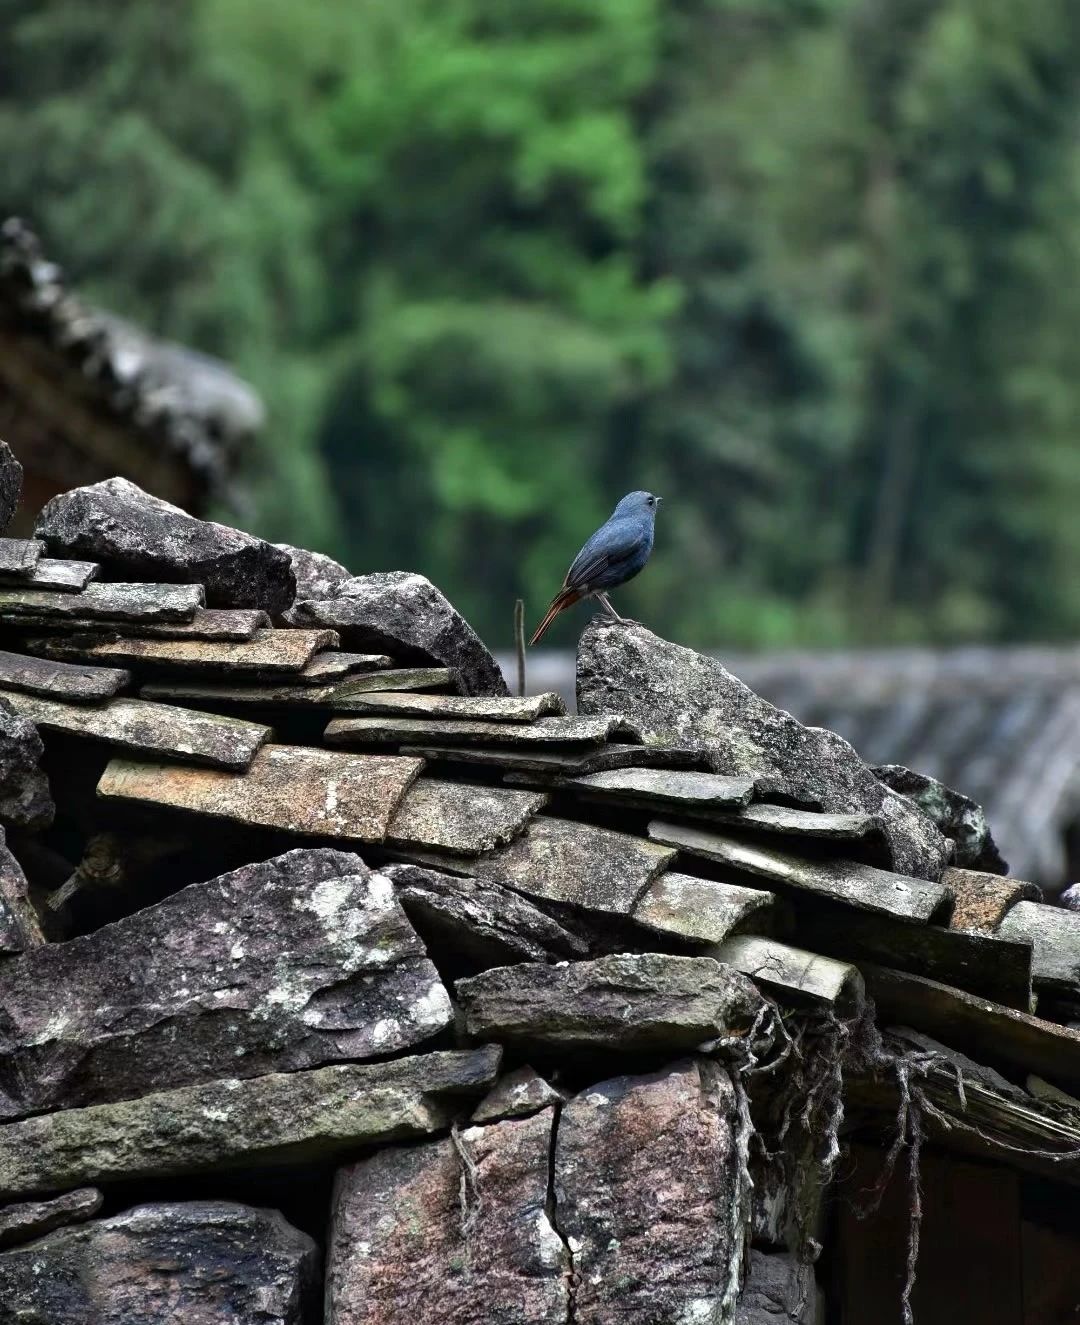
[0,848,453,1118]
[577,620,950,880]
[0,1202,318,1324]
[0,442,22,534]
[275,541,352,602]
[0,698,52,831]
[284,571,508,696]
[35,477,295,613]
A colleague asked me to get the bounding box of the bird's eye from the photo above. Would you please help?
[648,497,655,505]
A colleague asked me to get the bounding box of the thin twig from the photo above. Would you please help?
[513,598,526,696]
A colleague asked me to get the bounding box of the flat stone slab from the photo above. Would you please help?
[327,1110,568,1325]
[0,848,453,1118]
[557,1060,744,1324]
[0,1202,318,1323]
[296,651,393,682]
[998,901,1080,991]
[388,779,547,854]
[648,821,950,922]
[0,580,204,622]
[0,557,98,591]
[457,953,770,1053]
[337,690,567,722]
[139,668,456,708]
[566,766,755,810]
[944,867,1040,933]
[0,1047,501,1198]
[633,871,774,945]
[471,1066,565,1123]
[713,802,883,840]
[0,1187,102,1250]
[2,605,269,639]
[0,648,130,703]
[331,668,458,697]
[0,538,43,574]
[324,713,640,749]
[715,934,864,1010]
[474,816,675,915]
[30,627,339,675]
[386,863,587,966]
[1,688,270,770]
[429,742,713,778]
[98,745,424,839]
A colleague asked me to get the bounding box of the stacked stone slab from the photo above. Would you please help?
[0,469,1078,1322]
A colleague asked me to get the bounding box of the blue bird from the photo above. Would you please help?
[530,490,661,644]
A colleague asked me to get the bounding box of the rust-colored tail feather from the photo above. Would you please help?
[529,588,583,645]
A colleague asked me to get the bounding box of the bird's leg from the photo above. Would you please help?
[597,592,623,620]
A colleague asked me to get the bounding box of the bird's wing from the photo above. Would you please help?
[563,520,635,592]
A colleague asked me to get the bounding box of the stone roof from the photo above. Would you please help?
[1,465,1080,1320]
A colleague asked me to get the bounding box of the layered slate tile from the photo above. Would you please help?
[1,688,269,771]
[0,557,98,591]
[29,627,338,675]
[0,538,43,574]
[633,871,774,946]
[387,779,547,854]
[474,816,675,914]
[714,934,864,1010]
[337,690,567,721]
[325,713,640,749]
[98,744,424,839]
[0,580,204,623]
[998,900,1080,991]
[648,821,950,922]
[945,866,1040,933]
[0,1187,102,1250]
[0,1048,501,1197]
[566,766,755,811]
[0,649,130,703]
[709,802,884,841]
[294,651,393,683]
[432,743,712,778]
[5,605,269,639]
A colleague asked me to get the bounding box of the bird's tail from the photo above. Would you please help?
[529,588,582,645]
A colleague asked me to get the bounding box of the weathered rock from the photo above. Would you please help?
[474,817,675,915]
[875,762,1008,873]
[296,651,392,682]
[648,821,950,922]
[428,742,711,778]
[325,713,638,748]
[0,557,98,591]
[0,441,22,534]
[556,1060,745,1323]
[388,780,546,853]
[331,667,458,697]
[944,866,1040,933]
[3,605,269,639]
[0,1187,102,1250]
[0,829,43,952]
[0,580,204,622]
[0,648,130,703]
[385,863,587,966]
[716,802,884,842]
[285,570,508,696]
[339,690,567,721]
[141,678,343,707]
[98,746,423,840]
[998,900,1080,991]
[0,1047,500,1197]
[0,1202,318,1323]
[36,477,296,612]
[1062,882,1080,912]
[736,1249,815,1324]
[31,627,338,674]
[577,621,950,879]
[471,1066,565,1122]
[1,688,269,770]
[0,538,42,574]
[0,848,453,1118]
[633,871,774,946]
[457,953,770,1054]
[715,934,864,1011]
[276,540,352,601]
[567,766,755,811]
[0,698,53,830]
[327,1110,568,1325]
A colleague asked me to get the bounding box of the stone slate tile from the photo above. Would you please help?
[3,605,269,639]
[337,691,567,721]
[712,802,883,840]
[471,1066,566,1123]
[30,627,339,675]
[331,668,459,698]
[98,745,424,840]
[945,866,1041,933]
[633,871,774,946]
[325,713,639,749]
[0,1187,102,1250]
[139,668,457,709]
[295,651,393,683]
[0,688,269,771]
[714,934,864,1011]
[327,1110,568,1325]
[0,557,98,591]
[566,766,755,810]
[430,743,713,778]
[387,779,547,854]
[0,539,43,574]
[0,848,453,1119]
[998,900,1080,991]
[0,649,130,703]
[0,1047,501,1197]
[0,1202,318,1324]
[0,580,204,623]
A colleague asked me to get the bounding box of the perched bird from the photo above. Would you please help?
[530,490,661,645]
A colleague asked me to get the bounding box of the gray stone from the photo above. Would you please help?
[1062,883,1080,912]
[30,627,339,674]
[556,1060,745,1324]
[0,1047,501,1197]
[98,746,423,840]
[385,863,587,966]
[876,762,1008,874]
[296,651,392,682]
[0,442,22,534]
[0,830,43,953]
[0,539,42,574]
[474,817,675,915]
[337,690,567,721]
[1,688,269,770]
[0,848,453,1119]
[716,802,883,840]
[0,699,52,830]
[736,1249,815,1324]
[0,648,130,703]
[425,742,711,778]
[140,678,343,707]
[331,667,458,697]
[567,766,755,811]
[998,900,1080,991]
[276,540,352,601]
[944,866,1040,933]
[0,1188,102,1250]
[35,476,296,612]
[471,1066,565,1122]
[457,953,770,1054]
[2,605,269,639]
[285,570,508,696]
[388,780,547,854]
[0,557,98,591]
[577,620,950,879]
[327,1111,568,1325]
[0,1202,318,1323]
[633,871,774,946]
[648,821,950,922]
[0,579,204,622]
[324,713,638,748]
[715,934,864,1011]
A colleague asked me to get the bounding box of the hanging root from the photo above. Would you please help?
[449,1121,481,1257]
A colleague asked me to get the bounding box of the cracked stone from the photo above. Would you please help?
[0,648,130,703]
[471,1066,565,1123]
[388,779,547,854]
[0,1187,102,1250]
[876,762,1007,874]
[633,871,774,946]
[276,541,352,602]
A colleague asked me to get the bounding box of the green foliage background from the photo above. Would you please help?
[4,0,1080,649]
